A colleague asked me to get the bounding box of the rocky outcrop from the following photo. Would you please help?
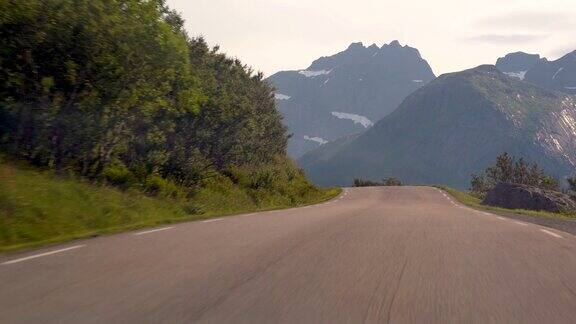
[495,52,540,80]
[482,182,576,213]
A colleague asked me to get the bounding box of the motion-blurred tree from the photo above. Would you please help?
[0,0,288,193]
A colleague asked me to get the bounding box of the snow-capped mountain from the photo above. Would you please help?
[267,41,435,158]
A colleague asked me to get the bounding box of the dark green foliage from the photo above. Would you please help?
[383,177,402,186]
[353,177,402,187]
[0,0,288,193]
[470,153,559,196]
[353,178,381,187]
[568,176,576,192]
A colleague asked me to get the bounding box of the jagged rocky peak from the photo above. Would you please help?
[308,40,423,70]
[367,43,379,51]
[266,40,435,158]
[347,42,365,50]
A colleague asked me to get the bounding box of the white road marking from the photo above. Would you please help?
[514,221,528,226]
[540,229,563,238]
[134,226,174,235]
[2,245,84,265]
[496,216,506,220]
[202,218,223,223]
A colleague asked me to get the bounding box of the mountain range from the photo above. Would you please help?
[267,41,435,158]
[525,51,576,95]
[495,50,576,96]
[300,65,576,188]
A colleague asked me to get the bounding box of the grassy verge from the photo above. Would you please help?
[436,186,575,220]
[0,162,340,253]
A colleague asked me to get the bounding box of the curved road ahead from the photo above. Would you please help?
[2,187,576,323]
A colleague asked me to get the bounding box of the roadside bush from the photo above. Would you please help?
[470,152,559,197]
[353,177,403,187]
[383,177,402,186]
[144,175,187,199]
[102,161,137,190]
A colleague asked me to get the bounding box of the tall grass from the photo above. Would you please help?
[0,161,339,252]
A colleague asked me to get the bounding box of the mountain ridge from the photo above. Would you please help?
[302,64,576,188]
[267,41,435,158]
[525,50,576,95]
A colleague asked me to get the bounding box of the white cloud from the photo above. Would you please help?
[474,12,576,31]
[168,0,576,77]
[465,34,545,44]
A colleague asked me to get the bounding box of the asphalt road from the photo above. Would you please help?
[2,186,576,323]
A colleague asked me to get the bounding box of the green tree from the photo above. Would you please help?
[383,177,402,186]
[567,176,576,192]
[0,0,291,195]
[469,153,559,196]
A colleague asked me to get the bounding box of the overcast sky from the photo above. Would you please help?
[167,0,576,77]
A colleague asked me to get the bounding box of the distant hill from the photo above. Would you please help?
[495,52,540,80]
[267,41,435,158]
[302,65,576,188]
[525,51,576,95]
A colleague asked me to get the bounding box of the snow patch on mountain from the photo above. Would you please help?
[274,93,291,100]
[331,111,373,128]
[553,67,564,79]
[551,136,564,152]
[560,109,576,136]
[503,71,527,80]
[299,70,331,78]
[303,135,328,145]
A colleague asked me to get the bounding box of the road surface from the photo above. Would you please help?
[2,186,576,323]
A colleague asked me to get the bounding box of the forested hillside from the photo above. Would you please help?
[0,0,336,250]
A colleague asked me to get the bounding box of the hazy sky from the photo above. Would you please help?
[167,0,576,77]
